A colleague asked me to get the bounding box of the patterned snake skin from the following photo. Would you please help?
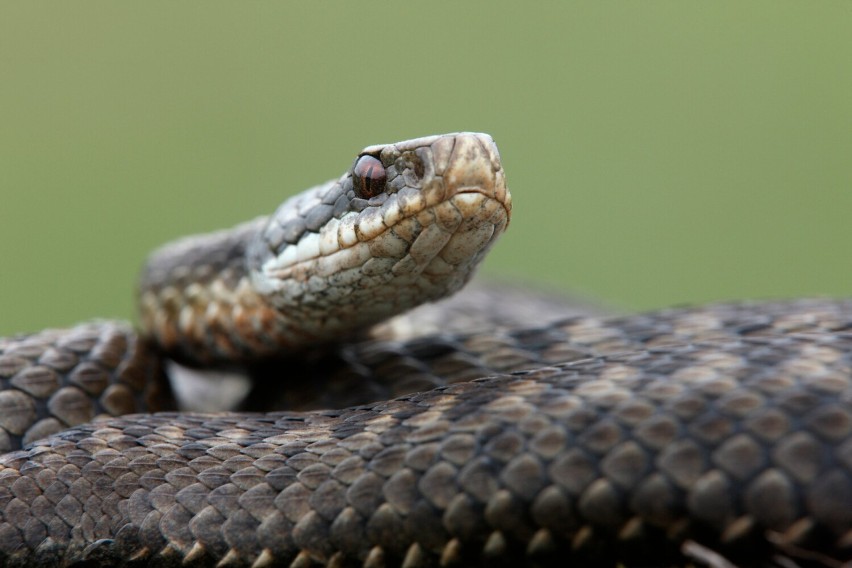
[2,134,851,567]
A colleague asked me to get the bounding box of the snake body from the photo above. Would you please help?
[1,133,851,567]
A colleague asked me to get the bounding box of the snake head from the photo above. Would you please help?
[249,132,512,345]
[139,133,510,364]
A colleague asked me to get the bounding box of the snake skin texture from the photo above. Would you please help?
[2,300,852,567]
[0,323,172,453]
[2,132,851,567]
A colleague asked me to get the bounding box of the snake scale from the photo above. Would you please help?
[1,133,851,568]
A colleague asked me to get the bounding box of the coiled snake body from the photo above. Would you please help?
[1,133,850,567]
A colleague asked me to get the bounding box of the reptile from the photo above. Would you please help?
[1,132,851,567]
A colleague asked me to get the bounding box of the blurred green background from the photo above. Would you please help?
[1,2,851,335]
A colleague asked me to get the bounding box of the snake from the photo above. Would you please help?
[0,133,850,568]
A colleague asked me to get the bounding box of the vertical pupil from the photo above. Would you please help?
[353,156,386,199]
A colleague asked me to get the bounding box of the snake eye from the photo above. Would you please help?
[352,155,386,199]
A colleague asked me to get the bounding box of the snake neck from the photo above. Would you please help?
[138,217,304,365]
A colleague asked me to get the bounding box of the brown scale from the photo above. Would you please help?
[0,323,172,452]
[4,297,852,564]
[1,302,849,566]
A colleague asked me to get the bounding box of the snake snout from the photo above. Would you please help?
[445,133,511,223]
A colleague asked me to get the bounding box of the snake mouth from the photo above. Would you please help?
[263,187,509,284]
[455,185,513,220]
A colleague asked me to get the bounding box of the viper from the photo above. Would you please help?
[0,133,850,567]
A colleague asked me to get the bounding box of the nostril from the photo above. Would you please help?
[413,155,425,179]
[407,149,428,183]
